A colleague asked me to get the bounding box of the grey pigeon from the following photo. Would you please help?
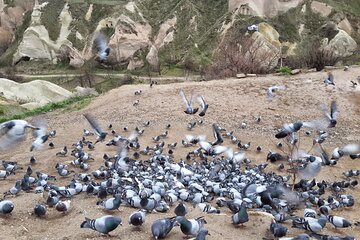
[55,200,71,213]
[0,200,14,214]
[326,215,352,228]
[270,221,288,238]
[324,72,335,85]
[197,96,209,117]
[81,215,122,235]
[151,216,179,239]
[292,217,327,233]
[84,114,107,144]
[178,216,207,237]
[0,120,39,150]
[195,227,210,240]
[232,206,249,226]
[128,210,146,226]
[180,90,198,114]
[174,202,189,216]
[321,101,338,128]
[298,156,322,180]
[4,179,21,197]
[30,119,48,151]
[267,85,286,99]
[34,204,47,217]
[96,195,121,211]
[275,122,303,138]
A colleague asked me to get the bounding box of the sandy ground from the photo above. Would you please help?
[0,68,360,240]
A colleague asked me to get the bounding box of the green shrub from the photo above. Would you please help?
[276,66,292,75]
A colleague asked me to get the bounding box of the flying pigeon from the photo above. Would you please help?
[30,119,49,151]
[267,85,286,99]
[180,90,199,114]
[0,120,39,150]
[197,96,209,117]
[94,33,110,61]
[321,101,338,128]
[83,114,107,144]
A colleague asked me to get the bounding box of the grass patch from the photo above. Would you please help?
[0,96,93,123]
[276,66,292,75]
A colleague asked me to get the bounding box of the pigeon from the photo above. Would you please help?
[94,33,110,61]
[4,180,21,196]
[151,216,179,239]
[96,195,121,211]
[174,202,189,216]
[211,123,223,146]
[326,215,352,228]
[34,204,47,217]
[292,217,327,233]
[83,114,107,144]
[351,80,358,88]
[270,221,288,238]
[282,233,310,240]
[232,206,249,226]
[30,119,49,151]
[197,96,209,117]
[332,144,360,160]
[128,210,146,226]
[324,72,335,85]
[56,146,68,157]
[298,156,322,180]
[81,215,122,235]
[178,216,207,237]
[267,85,286,99]
[180,90,198,114]
[55,200,71,213]
[194,227,210,240]
[0,199,14,214]
[275,122,304,138]
[321,101,338,128]
[0,120,39,150]
[199,141,227,156]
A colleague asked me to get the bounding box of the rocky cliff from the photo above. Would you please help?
[0,0,359,72]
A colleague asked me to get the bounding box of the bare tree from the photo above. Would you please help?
[207,32,280,79]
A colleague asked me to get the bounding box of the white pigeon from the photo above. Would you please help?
[0,120,39,150]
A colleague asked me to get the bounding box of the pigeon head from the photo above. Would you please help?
[293,122,303,131]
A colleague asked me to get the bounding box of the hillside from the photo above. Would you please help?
[0,0,360,76]
[0,67,359,239]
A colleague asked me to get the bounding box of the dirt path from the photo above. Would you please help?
[0,68,359,240]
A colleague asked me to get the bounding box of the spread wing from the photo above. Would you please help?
[330,101,337,120]
[84,114,104,136]
[180,90,190,108]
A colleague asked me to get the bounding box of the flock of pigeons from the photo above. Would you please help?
[0,72,360,240]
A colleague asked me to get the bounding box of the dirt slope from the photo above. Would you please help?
[0,68,359,240]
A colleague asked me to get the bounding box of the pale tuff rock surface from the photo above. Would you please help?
[0,78,71,108]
